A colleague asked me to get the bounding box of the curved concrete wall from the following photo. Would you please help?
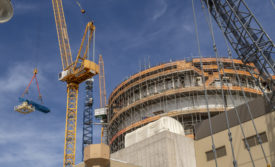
[108,58,266,153]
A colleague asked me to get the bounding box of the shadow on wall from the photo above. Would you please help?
[266,111,275,166]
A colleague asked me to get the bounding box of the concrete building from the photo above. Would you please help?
[75,159,140,167]
[107,58,266,153]
[108,96,274,167]
[194,96,275,167]
[111,117,197,167]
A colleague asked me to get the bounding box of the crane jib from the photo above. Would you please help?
[52,0,73,70]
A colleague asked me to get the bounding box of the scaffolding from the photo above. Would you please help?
[107,58,268,153]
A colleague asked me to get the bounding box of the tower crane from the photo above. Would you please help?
[51,0,99,166]
[82,54,107,157]
[82,78,94,160]
[203,0,275,106]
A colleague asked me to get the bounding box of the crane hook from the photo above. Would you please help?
[74,0,85,14]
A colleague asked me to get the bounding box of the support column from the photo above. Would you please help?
[63,83,79,167]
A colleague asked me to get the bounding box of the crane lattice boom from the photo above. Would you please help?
[98,54,108,144]
[82,79,94,160]
[99,54,107,108]
[204,0,275,104]
[52,0,72,70]
[64,83,78,166]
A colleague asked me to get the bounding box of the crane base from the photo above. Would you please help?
[84,144,110,167]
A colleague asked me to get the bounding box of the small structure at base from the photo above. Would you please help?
[75,159,140,167]
[84,144,110,167]
[76,144,140,167]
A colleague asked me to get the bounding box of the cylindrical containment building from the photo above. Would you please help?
[107,58,267,153]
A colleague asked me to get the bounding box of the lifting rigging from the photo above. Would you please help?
[14,68,50,114]
[51,0,99,166]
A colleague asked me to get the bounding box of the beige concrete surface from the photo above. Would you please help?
[84,144,110,167]
[75,159,140,167]
[195,111,275,167]
[111,130,196,167]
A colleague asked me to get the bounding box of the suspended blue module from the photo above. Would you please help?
[18,97,50,113]
[14,68,50,114]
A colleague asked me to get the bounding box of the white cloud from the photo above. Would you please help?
[0,62,50,112]
[0,61,50,94]
[14,2,39,14]
[0,63,33,93]
[152,0,167,20]
[183,24,194,33]
[0,120,64,167]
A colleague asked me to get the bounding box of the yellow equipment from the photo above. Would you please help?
[99,54,107,108]
[14,101,35,114]
[51,0,99,166]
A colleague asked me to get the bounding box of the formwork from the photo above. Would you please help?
[107,58,268,153]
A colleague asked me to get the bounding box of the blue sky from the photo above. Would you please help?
[0,0,275,166]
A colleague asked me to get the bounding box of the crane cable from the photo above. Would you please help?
[191,1,218,166]
[74,0,99,63]
[74,0,85,14]
[210,0,270,165]
[21,68,43,103]
[270,0,275,10]
[92,29,96,62]
[73,0,96,62]
[32,10,42,103]
[73,0,94,22]
[201,0,239,166]
[201,1,256,165]
[207,0,270,166]
[21,12,43,104]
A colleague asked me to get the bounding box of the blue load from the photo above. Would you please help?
[14,68,50,114]
[18,97,50,113]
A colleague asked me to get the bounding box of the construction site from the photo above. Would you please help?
[0,0,275,167]
[107,58,264,152]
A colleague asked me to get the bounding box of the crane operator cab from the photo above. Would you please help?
[14,68,50,114]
